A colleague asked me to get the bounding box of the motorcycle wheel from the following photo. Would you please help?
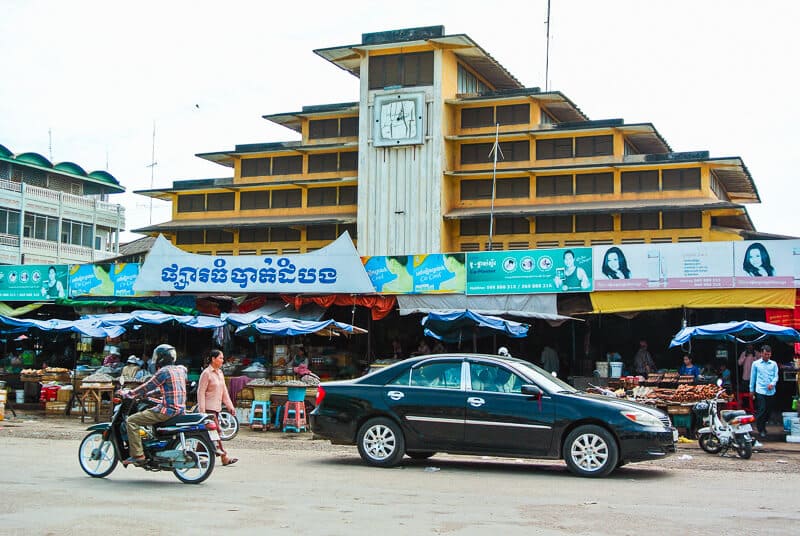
[736,437,753,460]
[78,431,118,478]
[698,433,722,454]
[218,411,239,441]
[169,434,215,484]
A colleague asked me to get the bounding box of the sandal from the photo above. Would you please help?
[221,456,238,466]
[122,456,146,466]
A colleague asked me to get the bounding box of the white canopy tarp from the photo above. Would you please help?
[397,294,575,322]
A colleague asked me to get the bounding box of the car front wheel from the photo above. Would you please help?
[356,417,405,467]
[563,425,618,478]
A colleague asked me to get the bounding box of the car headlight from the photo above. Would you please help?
[620,410,664,428]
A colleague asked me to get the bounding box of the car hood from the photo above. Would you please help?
[563,391,667,417]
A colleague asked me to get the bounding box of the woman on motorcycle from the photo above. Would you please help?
[198,349,238,466]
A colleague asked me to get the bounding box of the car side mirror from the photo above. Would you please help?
[521,384,543,398]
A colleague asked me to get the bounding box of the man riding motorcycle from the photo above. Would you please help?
[122,344,187,466]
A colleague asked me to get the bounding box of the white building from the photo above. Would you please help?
[0,143,125,265]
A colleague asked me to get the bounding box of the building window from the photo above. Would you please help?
[177,194,205,212]
[338,186,357,205]
[240,190,270,210]
[457,64,489,94]
[535,215,573,234]
[575,135,613,157]
[460,180,492,200]
[308,119,339,139]
[495,217,529,235]
[621,212,659,230]
[308,153,339,173]
[241,158,270,177]
[176,230,204,244]
[460,143,493,165]
[205,229,234,243]
[339,152,358,171]
[500,141,530,162]
[62,219,93,247]
[575,172,614,195]
[461,107,494,128]
[25,213,58,241]
[495,104,529,126]
[662,210,702,229]
[340,117,358,137]
[621,170,659,193]
[307,224,338,241]
[307,187,338,207]
[0,208,20,234]
[240,227,268,243]
[662,168,701,191]
[369,51,434,89]
[575,214,614,232]
[460,141,529,164]
[271,189,302,208]
[495,178,529,198]
[459,219,490,236]
[339,223,357,238]
[270,226,301,242]
[206,193,234,211]
[536,137,573,159]
[536,175,573,197]
[271,155,302,175]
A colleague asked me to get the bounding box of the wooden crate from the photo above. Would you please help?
[56,388,73,402]
[45,401,67,414]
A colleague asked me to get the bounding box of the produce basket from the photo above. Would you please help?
[251,386,273,401]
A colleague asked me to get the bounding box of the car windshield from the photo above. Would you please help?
[509,360,577,393]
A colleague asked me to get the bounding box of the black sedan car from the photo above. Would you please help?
[310,353,676,477]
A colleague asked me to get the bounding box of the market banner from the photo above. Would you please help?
[0,264,69,301]
[362,253,466,294]
[134,233,375,294]
[592,242,735,291]
[466,248,593,295]
[733,239,800,288]
[69,263,151,297]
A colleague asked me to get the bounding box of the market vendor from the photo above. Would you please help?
[102,347,121,367]
[679,355,701,379]
[290,347,309,371]
[121,355,141,381]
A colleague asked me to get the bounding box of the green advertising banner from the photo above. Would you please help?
[466,248,593,295]
[0,264,69,301]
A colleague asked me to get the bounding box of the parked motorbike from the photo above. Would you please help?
[77,383,219,484]
[186,380,239,441]
[694,382,755,459]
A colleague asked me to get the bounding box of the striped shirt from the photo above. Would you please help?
[132,365,187,416]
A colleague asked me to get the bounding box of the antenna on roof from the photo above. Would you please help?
[145,120,158,224]
[545,0,552,91]
[487,123,504,251]
[48,128,53,161]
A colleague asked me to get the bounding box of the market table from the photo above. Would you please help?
[77,385,115,423]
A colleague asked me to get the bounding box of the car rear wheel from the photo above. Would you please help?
[406,451,435,460]
[357,417,405,467]
[563,425,618,478]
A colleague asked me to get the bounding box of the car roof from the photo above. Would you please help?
[358,353,524,384]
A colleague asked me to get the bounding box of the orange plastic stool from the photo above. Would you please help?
[738,392,755,413]
[282,401,307,432]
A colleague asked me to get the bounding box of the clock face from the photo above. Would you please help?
[373,92,425,146]
[380,99,417,140]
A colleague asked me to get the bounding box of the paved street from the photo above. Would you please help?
[1,415,799,535]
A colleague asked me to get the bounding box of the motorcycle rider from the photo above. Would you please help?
[122,344,187,465]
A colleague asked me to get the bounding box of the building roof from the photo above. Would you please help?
[134,175,356,199]
[263,102,359,133]
[118,236,157,257]
[133,212,357,233]
[0,143,124,193]
[313,25,523,91]
[449,90,589,123]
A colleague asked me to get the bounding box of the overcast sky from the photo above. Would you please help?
[1,0,798,242]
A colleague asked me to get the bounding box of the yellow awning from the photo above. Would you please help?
[590,288,796,314]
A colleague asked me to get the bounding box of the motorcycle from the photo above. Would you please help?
[693,382,755,459]
[77,383,219,484]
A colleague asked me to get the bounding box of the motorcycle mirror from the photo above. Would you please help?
[551,371,558,378]
[119,376,126,386]
[716,378,723,387]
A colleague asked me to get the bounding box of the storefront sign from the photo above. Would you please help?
[134,233,375,294]
[466,248,593,295]
[69,263,148,297]
[593,242,735,290]
[733,240,800,288]
[0,264,69,301]
[362,254,466,294]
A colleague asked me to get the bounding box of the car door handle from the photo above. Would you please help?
[467,397,485,407]
[387,390,405,401]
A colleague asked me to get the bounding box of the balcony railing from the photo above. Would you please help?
[0,180,126,223]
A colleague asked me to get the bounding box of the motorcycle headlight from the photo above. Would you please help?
[621,410,664,428]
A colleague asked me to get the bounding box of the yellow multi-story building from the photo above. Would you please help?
[135,26,759,257]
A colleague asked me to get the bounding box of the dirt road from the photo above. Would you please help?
[1,415,799,535]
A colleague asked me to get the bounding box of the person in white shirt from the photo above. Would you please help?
[749,344,779,439]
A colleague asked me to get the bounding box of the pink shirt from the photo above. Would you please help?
[197,366,234,413]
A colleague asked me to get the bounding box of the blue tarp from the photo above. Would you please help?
[421,309,530,344]
[235,319,366,337]
[669,320,800,348]
[81,310,225,329]
[0,313,125,338]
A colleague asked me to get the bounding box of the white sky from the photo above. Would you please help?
[1,0,798,242]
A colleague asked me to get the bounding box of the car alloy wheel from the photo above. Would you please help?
[563,425,618,478]
[356,417,405,467]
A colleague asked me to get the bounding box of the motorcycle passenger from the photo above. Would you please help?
[122,344,187,465]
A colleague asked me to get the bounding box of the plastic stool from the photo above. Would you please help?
[282,401,307,433]
[249,400,270,430]
[738,393,755,413]
[274,404,283,428]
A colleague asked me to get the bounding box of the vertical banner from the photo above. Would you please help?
[466,248,593,295]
